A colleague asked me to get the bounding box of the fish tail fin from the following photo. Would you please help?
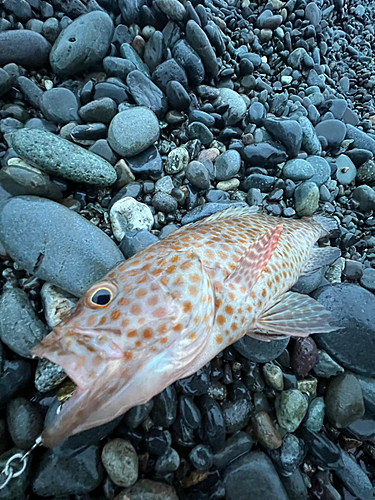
[311,215,339,237]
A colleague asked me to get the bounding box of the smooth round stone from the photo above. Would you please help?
[185,20,218,78]
[119,229,158,259]
[181,202,247,225]
[0,30,51,68]
[212,431,253,470]
[116,479,178,500]
[223,452,289,500]
[152,192,178,213]
[187,122,213,146]
[124,400,154,429]
[108,107,159,158]
[252,412,282,450]
[315,119,346,149]
[0,196,124,297]
[172,39,205,87]
[242,143,286,168]
[335,154,357,185]
[189,444,213,471]
[294,181,319,216]
[110,197,153,242]
[7,397,44,450]
[313,349,344,378]
[264,118,302,158]
[263,363,284,391]
[312,284,375,377]
[102,439,138,487]
[32,445,102,496]
[127,70,168,119]
[186,161,210,189]
[346,148,373,167]
[197,395,226,451]
[248,102,265,126]
[217,88,247,126]
[155,0,186,21]
[40,88,79,124]
[143,30,163,74]
[0,360,32,406]
[234,336,289,363]
[221,398,252,433]
[360,267,375,292]
[283,158,314,181]
[0,68,12,98]
[155,447,180,473]
[11,128,117,186]
[79,98,117,124]
[145,428,169,456]
[291,337,318,378]
[50,12,114,77]
[215,150,241,181]
[276,389,308,432]
[267,433,305,476]
[152,385,177,427]
[306,155,331,186]
[352,185,375,211]
[126,146,162,180]
[0,288,48,358]
[103,56,136,79]
[298,116,322,155]
[94,82,129,105]
[325,373,365,428]
[152,58,188,94]
[346,124,375,155]
[356,159,375,184]
[165,146,189,174]
[305,2,321,25]
[179,395,201,429]
[166,80,191,111]
[304,397,325,432]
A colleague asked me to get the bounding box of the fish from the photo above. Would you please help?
[32,204,341,448]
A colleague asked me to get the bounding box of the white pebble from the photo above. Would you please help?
[110,197,154,242]
[216,178,240,191]
[41,283,76,328]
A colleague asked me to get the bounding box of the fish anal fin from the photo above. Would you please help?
[254,291,339,338]
[226,224,284,290]
[303,246,341,276]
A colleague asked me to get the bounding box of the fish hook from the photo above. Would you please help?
[0,435,43,490]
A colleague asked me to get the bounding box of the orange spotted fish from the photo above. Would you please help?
[32,204,340,447]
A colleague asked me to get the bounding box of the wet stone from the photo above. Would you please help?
[151,385,177,427]
[280,469,308,500]
[186,161,210,189]
[127,70,168,119]
[155,447,180,473]
[356,158,375,184]
[0,30,51,69]
[212,431,253,469]
[102,439,138,487]
[11,128,117,186]
[215,150,241,181]
[346,124,375,155]
[234,336,289,363]
[126,146,162,180]
[298,115,322,156]
[267,433,305,476]
[325,373,365,428]
[152,58,188,94]
[283,159,314,181]
[356,373,375,415]
[252,412,282,450]
[352,185,375,211]
[185,20,218,78]
[360,267,375,292]
[263,363,284,391]
[313,350,344,378]
[116,479,178,500]
[0,287,48,358]
[40,88,79,124]
[290,337,318,378]
[221,398,253,434]
[335,154,357,185]
[242,143,286,168]
[335,449,374,500]
[35,359,67,393]
[264,118,302,158]
[166,80,191,111]
[197,395,226,451]
[108,107,160,158]
[223,451,289,500]
[189,444,213,471]
[217,88,247,126]
[6,397,44,450]
[187,122,213,146]
[179,395,201,430]
[276,389,308,432]
[32,445,102,496]
[152,192,178,213]
[172,39,205,87]
[315,119,346,149]
[0,360,32,406]
[124,400,154,429]
[304,396,325,432]
[119,229,158,259]
[145,428,169,456]
[301,428,342,469]
[79,97,117,124]
[294,181,319,216]
[165,146,189,174]
[0,196,123,297]
[306,155,331,186]
[103,56,136,80]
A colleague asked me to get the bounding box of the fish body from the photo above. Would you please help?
[32,205,340,447]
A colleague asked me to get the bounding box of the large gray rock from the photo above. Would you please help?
[108,107,160,157]
[10,128,117,186]
[0,196,124,297]
[325,373,365,428]
[0,30,51,68]
[50,12,114,77]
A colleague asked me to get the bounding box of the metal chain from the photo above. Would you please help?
[0,436,43,490]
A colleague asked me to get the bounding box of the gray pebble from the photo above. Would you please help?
[298,116,322,155]
[152,192,178,213]
[7,397,44,449]
[335,155,357,185]
[116,479,178,500]
[187,122,213,146]
[186,161,210,189]
[217,88,247,126]
[306,155,331,186]
[155,0,186,21]
[276,389,308,432]
[359,267,375,292]
[215,150,241,181]
[346,124,375,155]
[294,181,319,216]
[185,20,218,78]
[40,88,79,124]
[79,98,117,124]
[101,438,138,487]
[283,158,314,181]
[356,159,375,184]
[325,373,365,428]
[119,229,158,259]
[352,185,375,211]
[155,447,180,472]
[110,197,153,241]
[304,397,325,432]
[165,146,189,174]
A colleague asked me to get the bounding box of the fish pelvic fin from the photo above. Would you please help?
[302,246,341,276]
[252,291,340,338]
[225,224,284,291]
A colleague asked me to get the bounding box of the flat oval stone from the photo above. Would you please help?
[50,12,114,77]
[315,119,346,149]
[11,128,117,186]
[172,39,205,87]
[0,30,51,68]
[0,196,124,297]
[126,70,167,119]
[234,336,289,363]
[108,107,160,157]
[40,88,79,124]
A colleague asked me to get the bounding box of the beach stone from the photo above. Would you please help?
[165,146,189,174]
[187,122,213,146]
[79,98,117,124]
[242,143,286,168]
[306,155,331,186]
[126,146,162,180]
[0,30,51,68]
[186,161,210,189]
[325,373,365,428]
[346,148,373,167]
[0,196,124,297]
[298,116,322,155]
[116,479,178,500]
[155,0,186,21]
[346,124,375,155]
[35,359,67,393]
[215,150,241,181]
[315,119,346,149]
[223,452,289,500]
[120,43,150,77]
[185,20,218,78]
[198,395,226,451]
[152,192,178,213]
[304,397,325,432]
[103,56,136,80]
[0,288,48,358]
[152,58,188,93]
[110,197,153,242]
[166,81,191,111]
[50,12,114,77]
[0,68,12,98]
[143,31,164,74]
[6,397,44,450]
[252,412,282,449]
[127,70,168,119]
[234,336,289,363]
[264,118,302,158]
[40,88,79,124]
[189,444,213,471]
[356,159,375,184]
[172,39,205,87]
[119,229,158,259]
[335,449,374,500]
[291,337,318,378]
[108,107,160,157]
[11,128,117,186]
[181,202,247,225]
[283,159,314,181]
[41,283,76,328]
[102,439,138,487]
[335,155,357,185]
[294,181,319,216]
[267,433,305,476]
[352,185,375,211]
[217,88,247,126]
[313,284,375,377]
[275,389,308,432]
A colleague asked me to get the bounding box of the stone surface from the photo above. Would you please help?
[185,20,218,78]
[110,197,154,242]
[172,39,205,87]
[283,159,314,181]
[294,181,319,216]
[116,479,178,500]
[11,128,117,186]
[217,88,247,126]
[50,12,114,77]
[234,336,289,363]
[108,107,160,157]
[40,88,79,124]
[275,390,308,432]
[0,196,124,297]
[215,150,241,181]
[127,70,168,119]
[6,397,44,450]
[325,373,365,428]
[102,439,138,487]
[346,124,375,155]
[264,118,302,158]
[126,146,162,180]
[0,30,51,68]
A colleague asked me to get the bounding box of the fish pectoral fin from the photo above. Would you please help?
[225,224,284,290]
[253,291,339,337]
[302,246,341,276]
[245,330,290,342]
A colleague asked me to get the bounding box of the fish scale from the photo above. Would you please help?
[32,204,340,447]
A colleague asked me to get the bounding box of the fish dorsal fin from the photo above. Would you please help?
[254,291,339,337]
[225,224,284,290]
[302,246,341,276]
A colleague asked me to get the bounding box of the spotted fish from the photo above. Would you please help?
[32,204,340,448]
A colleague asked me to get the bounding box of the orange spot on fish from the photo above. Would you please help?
[127,330,137,338]
[205,249,214,259]
[122,285,132,294]
[240,286,246,294]
[166,265,176,274]
[246,305,252,313]
[108,272,115,279]
[170,255,179,263]
[189,273,200,283]
[229,263,236,271]
[121,318,129,328]
[110,310,121,321]
[229,336,234,342]
[217,315,225,325]
[275,275,280,283]
[213,281,223,293]
[216,335,223,344]
[138,317,146,326]
[135,341,142,348]
[262,289,267,298]
[173,323,182,332]
[189,333,197,341]
[143,328,153,339]
[147,295,158,307]
[228,292,235,301]
[99,316,107,325]
[161,277,169,287]
[128,269,137,277]
[118,264,125,272]
[173,275,184,286]
[188,286,198,297]
[158,324,167,334]
[130,260,140,267]
[150,346,157,352]
[231,323,238,331]
[87,315,96,327]
[141,263,151,271]
[183,301,192,313]
[225,305,234,315]
[181,261,192,271]
[218,251,227,260]
[135,288,147,299]
[250,291,256,299]
[153,307,167,318]
[123,352,132,361]
[92,355,102,367]
[160,336,168,344]
[152,268,163,276]
[131,304,142,315]
[215,298,222,308]
[137,275,148,284]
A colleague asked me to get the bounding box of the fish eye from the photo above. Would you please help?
[85,282,117,309]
